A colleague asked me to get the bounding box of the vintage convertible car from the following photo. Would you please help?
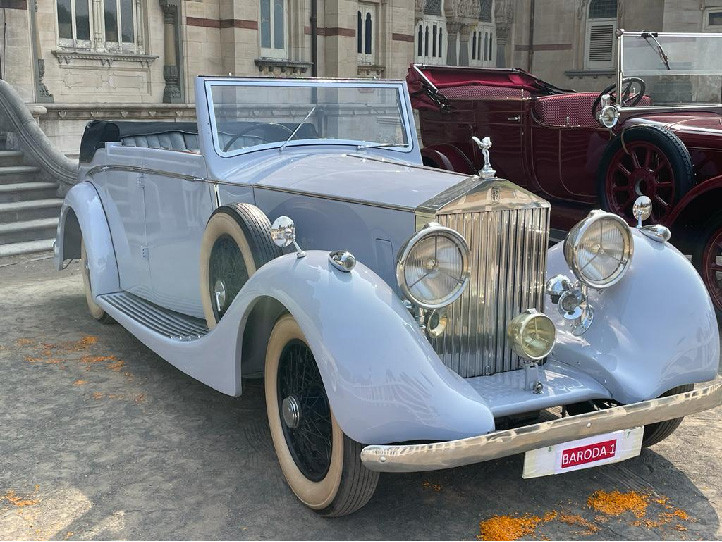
[408,31,722,316]
[55,75,721,516]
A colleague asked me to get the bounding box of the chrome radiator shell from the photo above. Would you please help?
[418,178,551,378]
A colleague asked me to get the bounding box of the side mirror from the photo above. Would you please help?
[271,216,306,258]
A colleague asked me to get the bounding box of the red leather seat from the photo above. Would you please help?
[440,85,530,100]
[533,92,652,128]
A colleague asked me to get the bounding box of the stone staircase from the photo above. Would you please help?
[0,132,62,257]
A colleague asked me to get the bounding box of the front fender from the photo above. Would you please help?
[228,251,495,445]
[55,181,119,297]
[546,230,719,404]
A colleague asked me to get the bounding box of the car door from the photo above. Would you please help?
[94,145,151,297]
[141,150,215,318]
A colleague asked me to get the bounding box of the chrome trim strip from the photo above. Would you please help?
[85,164,418,213]
[86,165,218,186]
[360,380,722,473]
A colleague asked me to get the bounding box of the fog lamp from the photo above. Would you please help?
[507,309,557,361]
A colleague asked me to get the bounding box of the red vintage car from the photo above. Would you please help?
[408,31,722,316]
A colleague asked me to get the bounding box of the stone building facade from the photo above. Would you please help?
[498,0,722,92]
[0,0,720,154]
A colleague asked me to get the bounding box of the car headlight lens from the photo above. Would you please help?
[564,211,634,289]
[507,309,556,361]
[396,223,470,309]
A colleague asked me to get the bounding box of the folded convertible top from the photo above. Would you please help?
[79,120,198,163]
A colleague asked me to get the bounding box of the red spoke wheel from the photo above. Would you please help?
[598,125,693,224]
[693,212,722,317]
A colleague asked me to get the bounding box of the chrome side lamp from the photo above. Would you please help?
[597,93,620,129]
[633,195,671,243]
[545,274,594,336]
[271,216,306,258]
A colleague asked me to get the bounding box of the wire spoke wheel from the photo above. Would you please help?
[208,234,248,321]
[605,141,675,223]
[264,314,379,516]
[277,339,333,482]
[599,126,693,226]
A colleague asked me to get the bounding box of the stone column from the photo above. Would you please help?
[495,24,509,68]
[445,22,461,66]
[458,25,471,66]
[27,0,53,102]
[160,0,183,104]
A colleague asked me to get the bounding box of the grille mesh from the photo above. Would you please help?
[433,206,550,377]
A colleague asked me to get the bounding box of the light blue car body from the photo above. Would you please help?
[56,76,719,446]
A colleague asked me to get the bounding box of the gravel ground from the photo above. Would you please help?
[0,252,720,541]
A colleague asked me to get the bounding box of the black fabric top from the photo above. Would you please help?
[79,120,198,163]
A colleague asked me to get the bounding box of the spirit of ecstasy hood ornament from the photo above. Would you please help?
[472,136,496,179]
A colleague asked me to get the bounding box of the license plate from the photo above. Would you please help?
[522,427,644,479]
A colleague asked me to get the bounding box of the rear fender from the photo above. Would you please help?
[55,181,119,297]
[665,175,722,228]
[226,251,495,445]
[421,143,476,174]
[545,230,719,404]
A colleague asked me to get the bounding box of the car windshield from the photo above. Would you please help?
[205,80,411,156]
[621,32,722,107]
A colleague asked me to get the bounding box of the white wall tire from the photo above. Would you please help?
[80,240,113,324]
[265,314,379,516]
[199,204,280,330]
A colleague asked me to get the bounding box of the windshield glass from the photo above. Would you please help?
[205,80,411,156]
[621,32,722,106]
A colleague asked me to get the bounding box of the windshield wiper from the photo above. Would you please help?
[280,105,317,151]
[641,31,671,70]
[356,142,403,150]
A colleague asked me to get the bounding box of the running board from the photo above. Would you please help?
[98,292,209,341]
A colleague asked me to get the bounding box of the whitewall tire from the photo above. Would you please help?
[264,314,379,516]
[80,240,113,324]
[199,203,280,329]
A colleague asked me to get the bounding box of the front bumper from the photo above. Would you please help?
[360,379,722,473]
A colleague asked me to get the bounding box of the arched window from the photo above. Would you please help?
[415,0,446,65]
[365,13,372,54]
[585,0,617,69]
[469,19,494,67]
[357,3,376,64]
[260,0,287,58]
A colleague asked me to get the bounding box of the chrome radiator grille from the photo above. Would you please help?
[433,206,550,377]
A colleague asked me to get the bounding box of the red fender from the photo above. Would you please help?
[664,174,722,227]
[421,144,477,174]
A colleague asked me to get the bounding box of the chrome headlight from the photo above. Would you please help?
[396,223,470,309]
[564,211,634,289]
[507,309,557,361]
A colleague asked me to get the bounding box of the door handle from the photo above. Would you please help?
[507,115,521,122]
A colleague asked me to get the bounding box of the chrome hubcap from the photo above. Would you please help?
[213,279,227,312]
[282,395,301,429]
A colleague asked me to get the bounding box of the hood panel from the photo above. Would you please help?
[253,153,471,210]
